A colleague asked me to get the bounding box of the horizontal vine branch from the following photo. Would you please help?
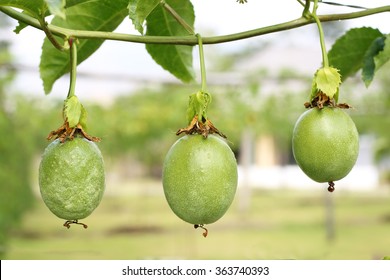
[0,5,389,46]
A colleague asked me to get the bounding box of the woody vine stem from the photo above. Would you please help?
[0,5,389,46]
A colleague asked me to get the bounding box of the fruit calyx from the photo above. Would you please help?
[304,92,353,110]
[194,224,208,238]
[176,115,226,139]
[47,96,100,143]
[176,90,226,138]
[47,120,100,143]
[63,219,88,229]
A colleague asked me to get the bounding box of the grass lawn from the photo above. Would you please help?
[4,181,390,260]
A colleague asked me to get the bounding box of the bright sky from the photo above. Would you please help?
[4,0,390,100]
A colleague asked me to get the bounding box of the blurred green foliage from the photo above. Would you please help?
[0,110,34,256]
[345,67,390,164]
[0,22,33,257]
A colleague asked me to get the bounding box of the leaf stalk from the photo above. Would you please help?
[161,1,195,35]
[38,16,66,51]
[301,0,311,19]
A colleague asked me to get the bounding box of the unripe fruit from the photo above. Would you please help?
[39,137,105,221]
[162,134,238,225]
[292,107,359,183]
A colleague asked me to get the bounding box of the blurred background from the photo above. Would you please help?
[1,1,390,259]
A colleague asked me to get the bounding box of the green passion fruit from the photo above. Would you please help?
[162,134,238,228]
[292,107,359,187]
[39,137,105,226]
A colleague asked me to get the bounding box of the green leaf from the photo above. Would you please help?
[44,0,65,19]
[374,34,390,72]
[328,27,383,81]
[362,36,386,87]
[0,0,46,33]
[145,0,195,83]
[383,256,390,260]
[64,96,81,128]
[13,11,33,34]
[312,67,341,99]
[40,0,128,94]
[128,0,159,34]
[0,0,46,17]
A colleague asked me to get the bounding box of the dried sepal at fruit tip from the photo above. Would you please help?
[305,92,334,109]
[178,90,226,138]
[304,92,353,110]
[176,115,226,139]
[47,121,100,143]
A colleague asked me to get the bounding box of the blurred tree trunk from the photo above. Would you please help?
[325,192,335,242]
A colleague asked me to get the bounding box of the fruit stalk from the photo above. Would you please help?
[312,0,329,68]
[175,33,227,139]
[47,37,100,142]
[307,0,341,104]
[67,38,77,99]
[196,34,207,93]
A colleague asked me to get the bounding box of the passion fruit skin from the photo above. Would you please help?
[292,107,359,183]
[39,137,105,220]
[162,134,238,225]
